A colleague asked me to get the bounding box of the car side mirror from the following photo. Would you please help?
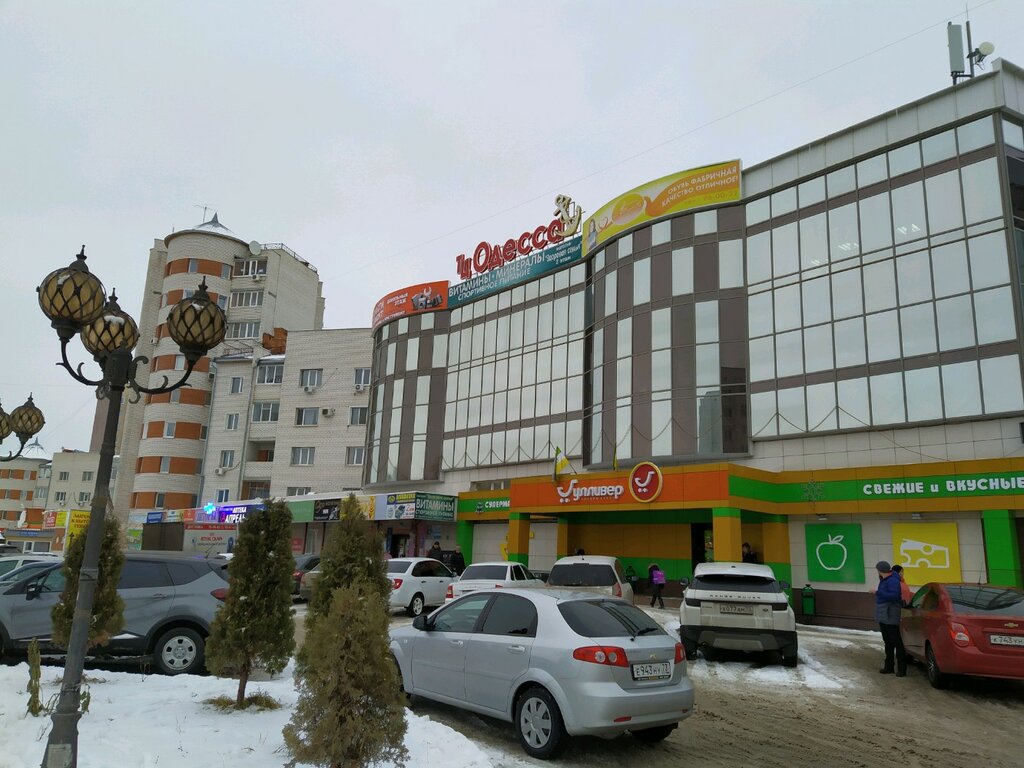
[26,583,43,601]
[679,578,690,588]
[412,615,429,631]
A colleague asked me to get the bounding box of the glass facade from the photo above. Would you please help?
[365,112,1024,485]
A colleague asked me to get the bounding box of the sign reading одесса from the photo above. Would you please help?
[454,195,582,282]
[584,160,742,255]
[371,280,449,331]
[448,238,582,308]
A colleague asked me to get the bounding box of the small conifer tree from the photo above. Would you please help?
[306,493,389,622]
[285,492,406,766]
[283,584,407,768]
[205,499,295,706]
[52,515,125,650]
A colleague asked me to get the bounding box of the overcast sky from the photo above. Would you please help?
[2,0,1023,456]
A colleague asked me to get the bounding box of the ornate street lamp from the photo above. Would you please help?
[36,246,226,768]
[0,395,45,461]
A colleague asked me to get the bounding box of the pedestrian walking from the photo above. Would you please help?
[450,545,466,576]
[891,564,913,607]
[648,563,666,609]
[874,561,907,677]
[427,540,443,561]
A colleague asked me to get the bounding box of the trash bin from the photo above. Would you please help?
[801,584,816,616]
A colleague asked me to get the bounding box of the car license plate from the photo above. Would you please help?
[631,662,671,681]
[719,603,754,615]
[990,634,1024,647]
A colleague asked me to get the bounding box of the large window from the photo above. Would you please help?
[350,407,368,426]
[291,447,315,466]
[230,377,244,394]
[355,368,371,387]
[251,401,279,422]
[295,407,318,426]
[219,450,234,469]
[256,363,283,384]
[300,369,323,388]
[226,321,260,339]
[346,447,365,465]
[230,290,264,308]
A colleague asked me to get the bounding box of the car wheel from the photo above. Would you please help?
[154,628,205,675]
[700,646,718,662]
[681,640,697,661]
[925,644,946,689]
[406,593,425,618]
[632,724,675,743]
[782,653,798,668]
[515,686,567,759]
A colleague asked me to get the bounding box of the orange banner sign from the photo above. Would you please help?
[371,281,449,331]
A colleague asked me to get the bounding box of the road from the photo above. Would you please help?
[295,604,1024,768]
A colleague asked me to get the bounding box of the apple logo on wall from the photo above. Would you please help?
[816,534,848,571]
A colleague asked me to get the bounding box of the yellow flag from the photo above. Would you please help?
[553,447,570,482]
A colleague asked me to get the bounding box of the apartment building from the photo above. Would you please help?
[200,328,372,506]
[110,214,325,523]
[0,457,47,530]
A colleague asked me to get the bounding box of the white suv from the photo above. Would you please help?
[546,555,635,604]
[679,562,798,667]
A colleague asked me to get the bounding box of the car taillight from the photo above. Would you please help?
[684,597,702,607]
[949,622,972,647]
[675,642,685,664]
[392,579,403,590]
[446,584,453,599]
[211,587,228,601]
[573,645,629,667]
[613,582,622,597]
[494,584,504,588]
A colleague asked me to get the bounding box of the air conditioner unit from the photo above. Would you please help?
[321,408,335,417]
[303,385,317,394]
[214,467,227,476]
[253,274,265,283]
[208,372,215,380]
[354,383,365,392]
[151,337,159,346]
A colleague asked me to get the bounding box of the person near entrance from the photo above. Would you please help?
[874,560,907,677]
[450,545,466,575]
[648,563,666,609]
[427,540,443,561]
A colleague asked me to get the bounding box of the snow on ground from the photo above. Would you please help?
[0,661,493,768]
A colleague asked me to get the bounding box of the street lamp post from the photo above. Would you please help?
[0,395,45,462]
[36,247,225,768]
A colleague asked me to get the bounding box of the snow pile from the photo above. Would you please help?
[0,661,494,768]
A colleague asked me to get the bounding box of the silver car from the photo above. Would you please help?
[390,588,695,759]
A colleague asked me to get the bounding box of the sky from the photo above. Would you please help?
[2,0,1024,456]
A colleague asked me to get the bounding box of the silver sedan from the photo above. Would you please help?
[389,588,695,759]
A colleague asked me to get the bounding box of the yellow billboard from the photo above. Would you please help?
[891,523,962,585]
[583,159,742,255]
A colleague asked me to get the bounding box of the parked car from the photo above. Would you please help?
[390,588,695,759]
[299,566,320,602]
[0,560,61,584]
[0,553,59,578]
[446,561,545,602]
[545,555,634,603]
[292,553,321,597]
[387,557,455,617]
[0,551,229,675]
[678,562,797,666]
[901,582,1024,688]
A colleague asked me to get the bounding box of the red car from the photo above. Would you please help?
[901,583,1024,688]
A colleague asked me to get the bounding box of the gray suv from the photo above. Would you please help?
[0,551,228,675]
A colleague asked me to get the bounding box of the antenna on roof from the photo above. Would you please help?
[194,204,217,222]
[947,20,994,86]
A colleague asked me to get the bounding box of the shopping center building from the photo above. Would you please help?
[365,60,1024,626]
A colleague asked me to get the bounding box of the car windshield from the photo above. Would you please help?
[558,599,664,638]
[387,560,412,574]
[946,586,1024,617]
[0,562,53,583]
[460,565,507,580]
[548,563,616,587]
[692,574,780,593]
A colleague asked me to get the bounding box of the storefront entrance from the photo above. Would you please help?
[691,522,712,567]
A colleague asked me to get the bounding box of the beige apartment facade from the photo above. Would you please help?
[110,215,325,524]
[200,328,372,506]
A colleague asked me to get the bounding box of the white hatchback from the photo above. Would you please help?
[447,561,545,602]
[387,557,455,617]
[545,555,635,604]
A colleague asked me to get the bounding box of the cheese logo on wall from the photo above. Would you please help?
[891,523,962,584]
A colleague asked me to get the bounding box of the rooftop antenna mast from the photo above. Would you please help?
[947,15,994,87]
[194,203,217,221]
